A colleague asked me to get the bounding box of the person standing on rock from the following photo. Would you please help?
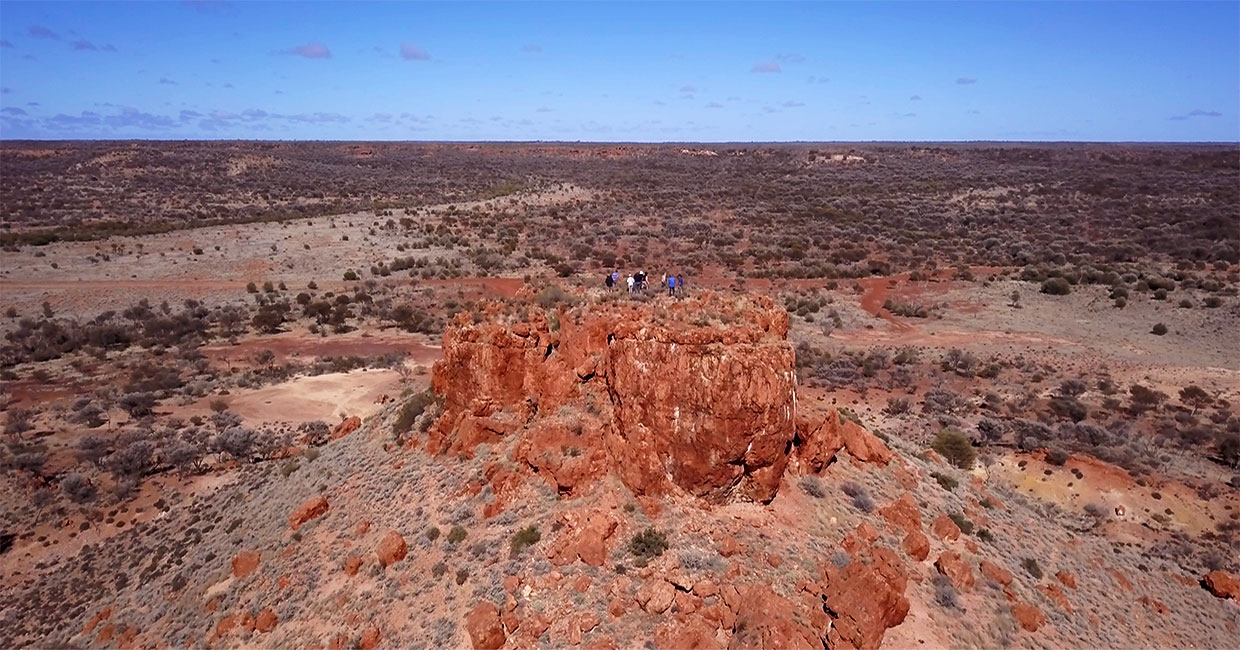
[611,270,620,289]
[678,274,685,295]
[605,273,614,290]
[667,274,676,296]
[627,274,635,293]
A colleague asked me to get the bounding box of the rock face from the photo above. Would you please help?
[427,292,886,504]
[1203,570,1239,600]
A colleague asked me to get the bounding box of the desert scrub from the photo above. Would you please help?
[425,526,441,542]
[799,476,826,499]
[510,525,541,558]
[629,527,668,562]
[931,430,977,470]
[930,471,959,491]
[446,525,467,544]
[1021,558,1043,579]
[394,389,437,437]
[948,512,975,535]
[841,482,875,512]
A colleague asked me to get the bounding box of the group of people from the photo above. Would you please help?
[604,270,686,296]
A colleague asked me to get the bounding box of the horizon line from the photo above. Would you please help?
[2,138,1238,146]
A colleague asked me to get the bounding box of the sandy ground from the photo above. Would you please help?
[0,184,587,324]
[171,369,412,426]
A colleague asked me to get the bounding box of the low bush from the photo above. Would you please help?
[931,430,977,469]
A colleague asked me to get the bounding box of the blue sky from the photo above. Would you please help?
[1,1,1237,141]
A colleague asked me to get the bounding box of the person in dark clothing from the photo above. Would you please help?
[677,275,685,294]
[605,273,614,289]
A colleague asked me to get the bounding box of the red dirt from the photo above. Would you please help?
[419,277,524,299]
[201,332,441,368]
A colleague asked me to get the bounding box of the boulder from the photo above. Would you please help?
[794,410,893,471]
[465,603,506,650]
[879,494,923,535]
[979,560,1013,586]
[331,416,362,440]
[376,531,408,567]
[636,580,677,614]
[359,626,381,650]
[1203,570,1239,600]
[255,608,277,633]
[729,584,823,650]
[821,548,910,649]
[231,550,260,578]
[901,531,929,562]
[288,496,329,530]
[931,514,961,541]
[1055,570,1077,589]
[934,552,975,592]
[1011,603,1046,632]
[548,509,620,567]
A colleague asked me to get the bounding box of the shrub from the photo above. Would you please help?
[1040,277,1071,295]
[841,482,875,512]
[510,525,540,558]
[933,573,959,609]
[107,440,155,478]
[447,525,467,544]
[426,526,441,542]
[343,270,359,281]
[394,389,436,435]
[4,408,35,437]
[1151,322,1168,336]
[948,512,975,535]
[14,452,48,476]
[931,430,977,469]
[799,476,826,499]
[1045,448,1071,466]
[1021,558,1043,579]
[931,471,959,491]
[629,527,669,561]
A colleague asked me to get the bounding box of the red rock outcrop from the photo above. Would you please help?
[288,496,329,530]
[465,602,506,650]
[1203,570,1239,600]
[427,292,886,504]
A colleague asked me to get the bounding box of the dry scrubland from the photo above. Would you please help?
[1,142,1239,649]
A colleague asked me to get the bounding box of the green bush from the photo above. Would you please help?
[510,525,541,558]
[1040,277,1072,295]
[931,430,977,470]
[1151,322,1168,336]
[629,527,669,560]
[447,525,467,544]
